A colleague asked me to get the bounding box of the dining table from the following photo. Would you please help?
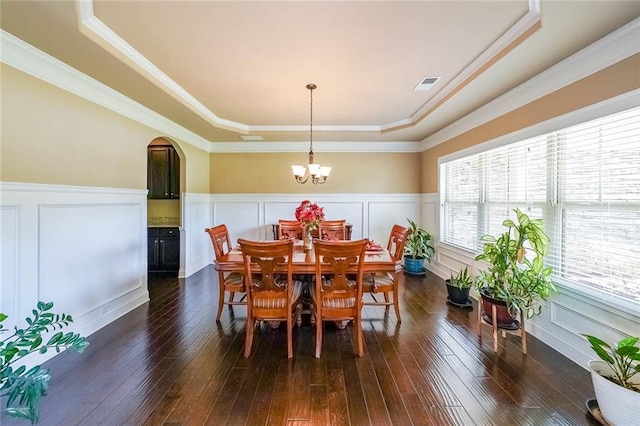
[214,240,400,275]
[215,240,400,327]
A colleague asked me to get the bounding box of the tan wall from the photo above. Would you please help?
[209,152,421,193]
[175,139,210,194]
[421,54,640,193]
[1,64,210,193]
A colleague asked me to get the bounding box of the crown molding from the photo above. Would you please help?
[75,0,248,134]
[384,0,542,133]
[76,0,541,135]
[420,17,640,152]
[4,10,636,155]
[0,29,417,154]
[0,29,213,152]
[209,141,422,153]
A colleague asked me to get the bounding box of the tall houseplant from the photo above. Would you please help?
[403,219,435,274]
[582,334,640,425]
[1,302,89,424]
[474,208,555,326]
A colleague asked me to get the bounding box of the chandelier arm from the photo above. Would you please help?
[295,174,310,184]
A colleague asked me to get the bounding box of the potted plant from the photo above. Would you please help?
[1,302,89,424]
[445,267,473,307]
[582,334,640,425]
[474,208,555,328]
[403,218,435,274]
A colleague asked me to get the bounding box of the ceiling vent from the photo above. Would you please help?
[241,135,264,141]
[414,76,440,91]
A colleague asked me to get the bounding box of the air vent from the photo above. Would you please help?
[414,76,440,91]
[241,135,264,141]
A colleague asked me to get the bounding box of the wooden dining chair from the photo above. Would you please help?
[318,219,347,241]
[277,219,304,240]
[205,225,246,321]
[362,224,411,322]
[238,239,303,358]
[312,239,367,358]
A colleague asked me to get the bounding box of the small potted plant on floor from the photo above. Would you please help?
[445,267,473,308]
[403,218,435,275]
[474,208,555,328]
[582,334,640,425]
[1,301,89,424]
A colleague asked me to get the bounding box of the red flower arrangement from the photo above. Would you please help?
[295,200,325,230]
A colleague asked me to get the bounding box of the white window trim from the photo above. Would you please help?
[437,90,640,317]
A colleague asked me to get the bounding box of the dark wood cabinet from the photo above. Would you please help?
[148,227,180,272]
[148,146,180,199]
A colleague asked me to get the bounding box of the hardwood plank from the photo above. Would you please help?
[0,267,597,426]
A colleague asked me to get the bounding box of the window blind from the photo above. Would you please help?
[440,106,640,304]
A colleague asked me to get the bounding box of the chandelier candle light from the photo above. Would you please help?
[292,84,331,184]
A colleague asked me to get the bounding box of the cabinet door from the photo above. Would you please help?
[147,228,160,270]
[159,228,179,271]
[148,147,171,199]
[168,148,180,199]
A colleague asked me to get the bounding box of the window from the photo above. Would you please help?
[440,107,640,305]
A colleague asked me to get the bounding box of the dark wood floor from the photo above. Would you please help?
[2,267,599,425]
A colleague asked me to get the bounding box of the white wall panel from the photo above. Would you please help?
[368,200,418,245]
[0,182,149,366]
[322,202,364,240]
[182,193,211,278]
[265,201,300,226]
[39,203,142,316]
[1,206,20,331]
[215,201,261,242]
[200,193,422,258]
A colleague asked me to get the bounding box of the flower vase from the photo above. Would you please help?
[303,226,313,251]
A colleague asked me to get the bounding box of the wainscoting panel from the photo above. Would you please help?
[215,201,262,242]
[367,200,418,245]
[0,182,149,365]
[264,201,301,235]
[39,203,143,317]
[182,193,211,278]
[199,194,423,252]
[191,194,422,265]
[1,206,20,331]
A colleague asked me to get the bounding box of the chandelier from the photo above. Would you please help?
[292,83,331,184]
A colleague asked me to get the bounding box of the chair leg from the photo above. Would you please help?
[244,314,254,358]
[315,317,323,358]
[216,276,225,322]
[392,284,401,322]
[355,312,363,357]
[228,291,235,302]
[287,316,293,359]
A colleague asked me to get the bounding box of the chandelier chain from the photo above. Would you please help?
[309,85,313,153]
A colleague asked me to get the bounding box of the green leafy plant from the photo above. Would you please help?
[1,302,89,424]
[404,219,435,261]
[448,267,473,289]
[582,334,640,391]
[475,208,556,318]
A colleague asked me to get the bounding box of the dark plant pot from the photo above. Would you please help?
[445,279,471,305]
[404,256,424,273]
[479,288,519,329]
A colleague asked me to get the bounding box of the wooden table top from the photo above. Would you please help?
[214,240,401,274]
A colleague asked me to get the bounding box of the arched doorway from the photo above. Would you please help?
[147,137,184,276]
